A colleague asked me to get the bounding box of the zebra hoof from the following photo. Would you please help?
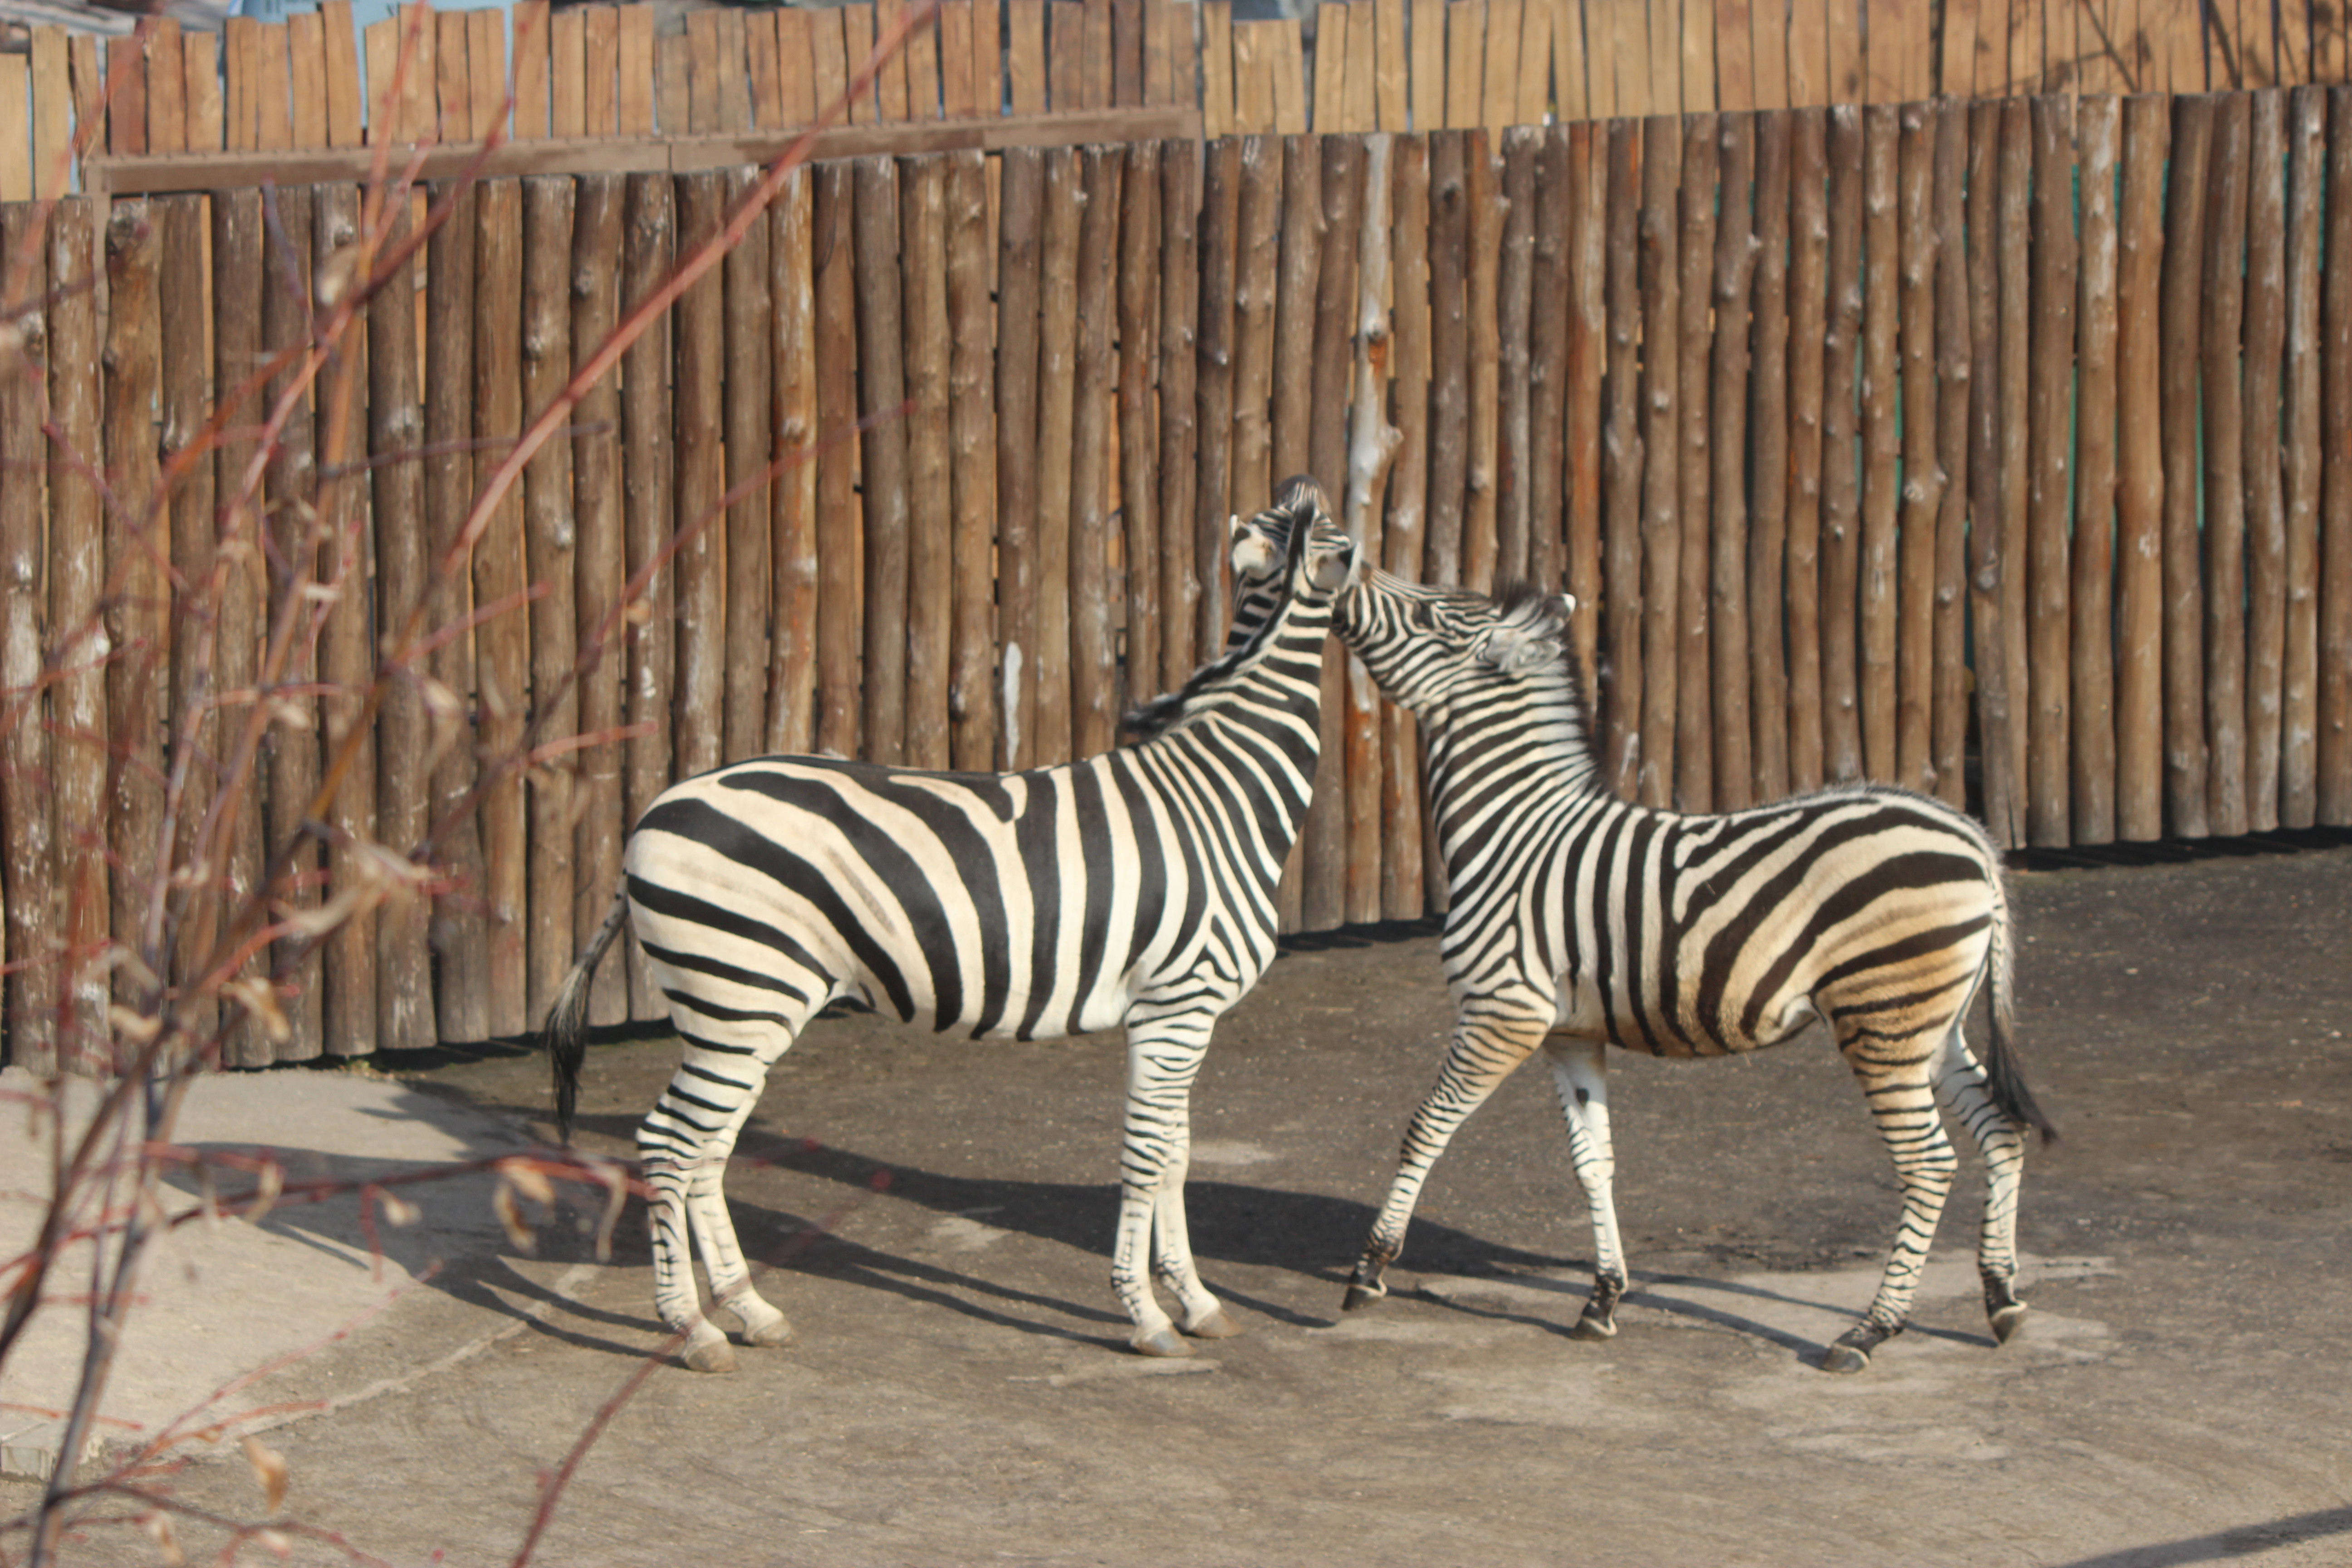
[1818,1342,1872,1375]
[1989,1302,2029,1345]
[1340,1279,1386,1313]
[1820,1322,1892,1375]
[1569,1308,1618,1342]
[1132,1326,1196,1359]
[1181,1306,1243,1340]
[741,1313,797,1349]
[680,1329,738,1374]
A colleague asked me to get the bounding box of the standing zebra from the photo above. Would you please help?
[1318,563,2054,1372]
[542,478,1358,1371]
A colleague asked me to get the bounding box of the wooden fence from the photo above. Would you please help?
[11,0,2352,202]
[4,89,2352,1071]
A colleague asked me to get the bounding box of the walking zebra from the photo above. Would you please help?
[1317,563,2055,1372]
[541,478,1358,1371]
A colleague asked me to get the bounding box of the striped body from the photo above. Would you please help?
[544,479,1359,1368]
[1328,568,2053,1372]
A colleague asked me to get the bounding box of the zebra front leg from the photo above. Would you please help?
[1542,1036,1628,1340]
[1343,1006,1549,1311]
[1113,1023,1221,1356]
[1824,1044,1961,1373]
[1936,1028,2032,1344]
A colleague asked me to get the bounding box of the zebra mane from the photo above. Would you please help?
[1481,578,1596,737]
[1122,484,1320,744]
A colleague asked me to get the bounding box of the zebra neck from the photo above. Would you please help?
[1424,684,1602,867]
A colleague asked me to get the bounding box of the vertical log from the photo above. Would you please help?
[2200,93,2249,838]
[1158,141,1202,693]
[1069,143,1123,760]
[1993,100,2035,847]
[1819,105,1863,789]
[1857,105,1899,788]
[724,165,774,766]
[1304,133,1357,932]
[1386,134,1432,919]
[620,172,675,1017]
[2281,88,2322,829]
[1636,116,1683,811]
[1194,138,1242,665]
[2244,91,2288,833]
[671,171,728,779]
[1426,131,1469,586]
[472,180,530,1039]
[1529,127,1573,602]
[313,184,375,1057]
[1785,108,1827,795]
[1600,119,1644,799]
[1231,134,1285,522]
[1272,132,1323,493]
[1564,123,1607,704]
[1346,132,1396,929]
[1710,113,1758,813]
[1033,145,1083,765]
[1930,100,1972,816]
[102,202,167,1045]
[571,172,628,1027]
[811,164,863,767]
[1748,110,1792,804]
[855,156,912,765]
[1496,127,1539,589]
[902,154,955,771]
[0,206,53,1069]
[1119,141,1163,707]
[2026,95,2077,846]
[50,201,107,1068]
[995,147,1044,769]
[1676,113,1716,812]
[2326,88,2352,824]
[2161,94,2212,839]
[1892,107,1941,799]
[261,187,320,1061]
[522,175,576,1022]
[767,168,819,761]
[947,151,999,770]
[2115,95,2169,842]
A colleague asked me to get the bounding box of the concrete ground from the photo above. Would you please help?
[4,834,2350,1566]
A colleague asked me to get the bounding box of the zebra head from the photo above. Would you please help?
[1337,569,1587,722]
[1124,475,1357,741]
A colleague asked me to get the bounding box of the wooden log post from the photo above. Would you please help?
[995,147,1044,769]
[671,171,728,781]
[0,206,54,1070]
[472,180,531,1039]
[1426,131,1468,588]
[261,187,322,1061]
[1069,143,1123,760]
[1930,101,1972,816]
[101,201,167,1048]
[902,154,955,772]
[1345,133,1397,929]
[946,150,1000,770]
[1819,106,1863,790]
[2200,93,2250,839]
[1158,141,1202,694]
[1991,100,2035,848]
[1386,134,1432,918]
[1565,123,1607,706]
[1495,127,1538,590]
[2115,95,2170,843]
[521,175,577,1023]
[1893,106,1942,801]
[1528,127,1573,603]
[2281,89,2323,830]
[1194,138,1244,665]
[1305,133,1359,932]
[766,167,819,761]
[812,165,863,769]
[2160,94,2212,839]
[1785,109,1828,796]
[2027,95,2077,847]
[570,172,628,1027]
[723,164,774,767]
[1118,142,1163,718]
[157,182,215,1043]
[1709,112,1758,813]
[1676,113,1717,813]
[2318,88,2352,825]
[1033,145,1084,766]
[1600,120,1644,800]
[1749,110,1793,805]
[2243,91,2288,835]
[1637,115,1682,812]
[854,157,912,766]
[620,172,676,1019]
[1857,106,1899,789]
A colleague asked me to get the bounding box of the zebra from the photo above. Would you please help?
[541,477,1359,1372]
[1310,560,2055,1373]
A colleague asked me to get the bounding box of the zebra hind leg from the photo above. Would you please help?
[1824,1029,1962,1374]
[1935,1026,2032,1345]
[1113,1017,1223,1357]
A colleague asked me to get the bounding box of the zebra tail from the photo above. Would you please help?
[543,888,631,1145]
[1982,872,2058,1146]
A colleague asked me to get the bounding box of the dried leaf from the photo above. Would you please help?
[138,1509,184,1566]
[591,1159,627,1263]
[108,1005,163,1047]
[246,1159,284,1227]
[497,1157,556,1206]
[492,1181,538,1254]
[241,1436,289,1513]
[378,1191,419,1227]
[221,976,291,1044]
[314,243,365,309]
[253,1527,293,1557]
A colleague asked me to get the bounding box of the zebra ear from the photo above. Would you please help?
[1479,617,1562,674]
[1229,513,1282,579]
[1558,593,1578,618]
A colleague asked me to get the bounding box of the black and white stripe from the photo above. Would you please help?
[542,478,1358,1369]
[1324,566,2055,1372]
